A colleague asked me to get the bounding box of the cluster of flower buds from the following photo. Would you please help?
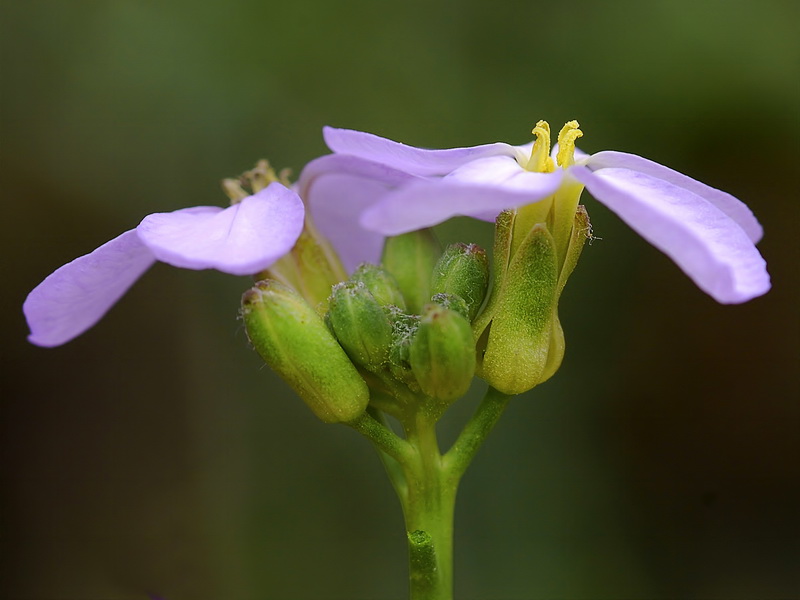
[242,192,591,422]
[242,230,496,422]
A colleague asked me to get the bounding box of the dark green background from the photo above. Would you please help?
[2,1,798,598]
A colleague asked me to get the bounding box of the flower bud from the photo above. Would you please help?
[242,280,368,423]
[381,229,442,314]
[409,303,476,407]
[386,307,421,390]
[327,281,393,372]
[430,292,470,320]
[430,243,489,321]
[351,263,406,310]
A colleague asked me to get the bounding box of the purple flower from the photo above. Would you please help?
[298,121,770,304]
[24,182,304,347]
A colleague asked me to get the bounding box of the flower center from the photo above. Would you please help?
[524,120,583,172]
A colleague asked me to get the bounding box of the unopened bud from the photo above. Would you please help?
[381,229,442,314]
[351,263,406,310]
[327,281,393,372]
[410,303,476,407]
[242,280,368,423]
[430,293,470,320]
[386,307,420,390]
[430,243,489,321]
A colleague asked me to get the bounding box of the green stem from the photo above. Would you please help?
[366,407,408,502]
[402,411,455,600]
[350,386,513,600]
[347,410,413,466]
[443,386,513,480]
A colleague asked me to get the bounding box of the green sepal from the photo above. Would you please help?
[241,280,369,423]
[476,224,561,395]
[472,209,514,338]
[327,281,393,372]
[410,303,476,409]
[430,243,489,322]
[261,220,347,312]
[351,263,406,310]
[557,205,590,294]
[381,229,442,314]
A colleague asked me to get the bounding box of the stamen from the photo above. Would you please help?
[246,159,281,192]
[526,120,555,173]
[556,120,583,168]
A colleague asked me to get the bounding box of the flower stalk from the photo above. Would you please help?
[347,386,513,600]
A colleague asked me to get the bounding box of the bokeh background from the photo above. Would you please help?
[2,1,798,598]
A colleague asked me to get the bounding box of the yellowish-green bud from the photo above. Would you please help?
[410,303,476,407]
[327,281,393,372]
[381,229,442,314]
[430,243,489,322]
[241,280,368,423]
[351,263,406,310]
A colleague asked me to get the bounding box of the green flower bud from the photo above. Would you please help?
[386,307,421,390]
[327,281,393,372]
[474,206,589,395]
[430,292,470,320]
[410,303,476,407]
[381,229,442,314]
[351,263,406,310]
[242,280,368,423]
[430,243,489,321]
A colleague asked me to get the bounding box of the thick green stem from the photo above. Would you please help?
[349,386,513,600]
[402,412,456,600]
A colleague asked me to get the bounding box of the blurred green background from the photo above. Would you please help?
[2,1,798,598]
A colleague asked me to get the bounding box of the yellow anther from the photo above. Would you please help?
[526,120,555,173]
[556,120,583,168]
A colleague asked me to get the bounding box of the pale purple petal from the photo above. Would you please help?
[297,153,422,199]
[360,171,563,236]
[570,165,770,303]
[587,151,763,242]
[137,183,304,276]
[24,230,156,347]
[444,155,564,193]
[323,126,518,176]
[306,172,389,271]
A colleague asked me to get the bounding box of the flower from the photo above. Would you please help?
[24,182,305,347]
[298,121,770,304]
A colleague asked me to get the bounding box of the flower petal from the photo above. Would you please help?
[137,183,304,276]
[570,165,770,303]
[444,155,564,193]
[323,126,518,176]
[24,230,156,347]
[587,151,764,242]
[361,170,563,236]
[298,153,421,199]
[306,172,389,272]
